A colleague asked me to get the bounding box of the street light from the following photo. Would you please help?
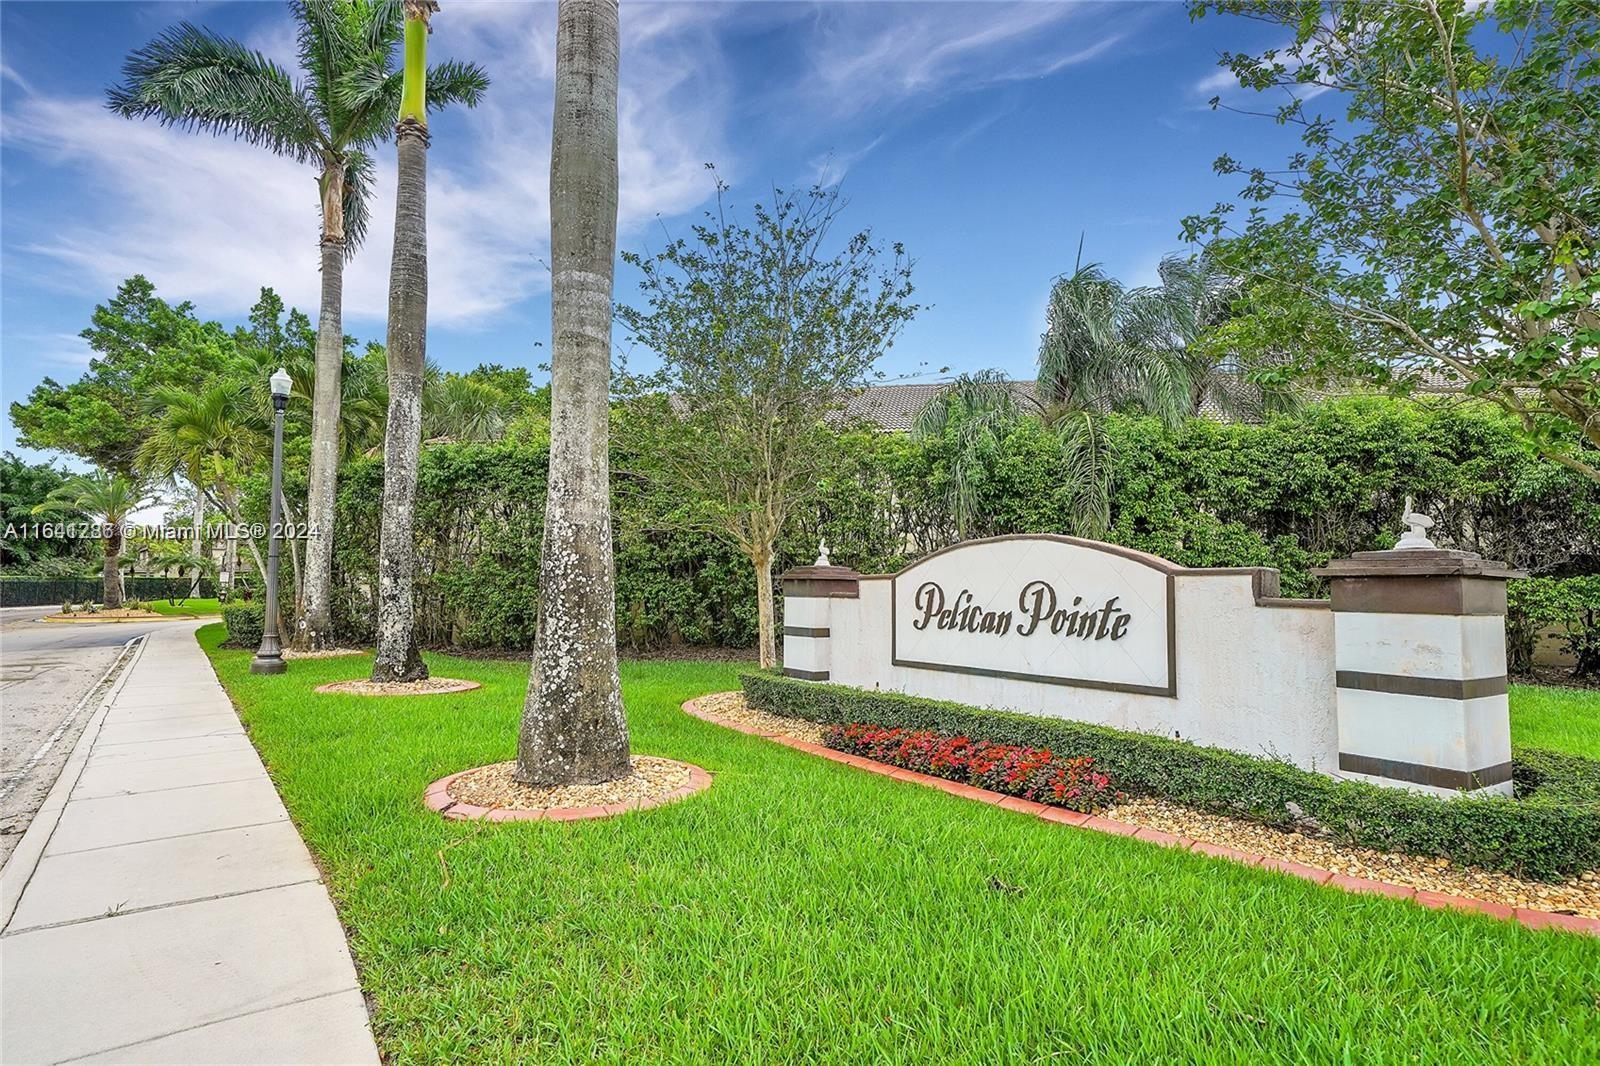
[250,367,293,675]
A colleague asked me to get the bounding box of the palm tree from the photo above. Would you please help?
[422,374,511,442]
[1125,253,1299,420]
[137,382,270,596]
[372,0,438,683]
[517,0,630,787]
[34,472,160,609]
[108,0,487,651]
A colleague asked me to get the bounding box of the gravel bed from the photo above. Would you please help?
[695,690,827,743]
[448,756,691,810]
[283,647,366,660]
[314,677,481,696]
[705,691,1600,918]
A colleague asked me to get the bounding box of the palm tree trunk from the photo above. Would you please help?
[517,0,629,786]
[191,479,206,596]
[372,117,431,683]
[300,173,346,651]
[102,526,124,610]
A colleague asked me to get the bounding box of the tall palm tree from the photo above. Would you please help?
[517,0,630,787]
[108,0,487,651]
[372,0,438,683]
[34,472,160,609]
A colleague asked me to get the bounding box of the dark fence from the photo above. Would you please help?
[0,577,217,607]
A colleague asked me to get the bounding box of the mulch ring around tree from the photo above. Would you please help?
[283,647,367,661]
[314,677,483,696]
[424,756,712,822]
[43,609,178,623]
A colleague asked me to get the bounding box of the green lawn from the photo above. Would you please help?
[146,597,222,616]
[1512,683,1600,759]
[199,623,1600,1063]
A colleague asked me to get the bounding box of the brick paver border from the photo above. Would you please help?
[682,694,1599,937]
[423,759,712,822]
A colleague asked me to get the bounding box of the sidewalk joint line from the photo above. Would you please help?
[42,818,290,858]
[72,774,263,802]
[3,877,321,937]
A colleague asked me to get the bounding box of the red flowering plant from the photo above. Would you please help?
[825,723,1121,813]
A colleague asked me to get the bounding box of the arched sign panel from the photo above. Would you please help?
[890,536,1177,697]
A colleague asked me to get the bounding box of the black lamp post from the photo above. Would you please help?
[250,367,293,675]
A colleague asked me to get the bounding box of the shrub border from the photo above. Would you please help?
[686,694,1597,936]
[738,671,1600,881]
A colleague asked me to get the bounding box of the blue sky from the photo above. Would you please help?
[1,0,1298,465]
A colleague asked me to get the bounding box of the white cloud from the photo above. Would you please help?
[801,1,1133,118]
[2,0,733,328]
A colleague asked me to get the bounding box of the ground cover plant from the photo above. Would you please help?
[826,722,1120,811]
[743,673,1600,880]
[199,623,1600,1062]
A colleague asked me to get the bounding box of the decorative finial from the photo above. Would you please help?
[815,537,831,567]
[1395,494,1437,550]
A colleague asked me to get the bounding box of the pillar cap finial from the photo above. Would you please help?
[1395,495,1437,550]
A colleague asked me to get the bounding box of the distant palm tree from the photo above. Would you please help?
[34,472,160,609]
[518,0,631,787]
[372,0,440,683]
[109,0,487,650]
[137,383,267,593]
[422,375,511,442]
[1125,253,1299,420]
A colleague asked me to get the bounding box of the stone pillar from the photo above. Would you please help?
[1316,548,1522,797]
[777,554,859,682]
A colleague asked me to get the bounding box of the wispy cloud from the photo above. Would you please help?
[2,0,733,327]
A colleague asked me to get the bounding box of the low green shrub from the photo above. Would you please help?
[741,671,1600,880]
[222,601,265,648]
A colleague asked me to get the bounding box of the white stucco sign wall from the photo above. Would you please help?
[782,534,1520,795]
[891,538,1175,696]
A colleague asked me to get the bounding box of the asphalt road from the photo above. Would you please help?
[0,606,188,869]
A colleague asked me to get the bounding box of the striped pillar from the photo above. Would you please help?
[1317,549,1522,797]
[777,564,859,681]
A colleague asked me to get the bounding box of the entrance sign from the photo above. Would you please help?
[780,529,1520,797]
[890,538,1175,696]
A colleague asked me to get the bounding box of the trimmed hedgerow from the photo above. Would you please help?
[221,601,265,648]
[741,671,1600,881]
[826,722,1121,812]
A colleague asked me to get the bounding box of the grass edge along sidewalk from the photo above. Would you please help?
[200,623,1600,1063]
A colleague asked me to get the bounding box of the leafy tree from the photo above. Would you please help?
[109,0,487,649]
[10,277,235,473]
[0,453,89,570]
[518,0,631,786]
[618,183,918,668]
[373,0,440,683]
[1184,0,1600,479]
[33,472,160,609]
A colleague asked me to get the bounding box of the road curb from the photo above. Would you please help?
[0,631,149,931]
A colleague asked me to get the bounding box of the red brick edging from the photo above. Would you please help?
[424,759,712,822]
[682,694,1599,937]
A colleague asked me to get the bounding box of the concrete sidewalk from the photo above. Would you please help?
[0,623,378,1065]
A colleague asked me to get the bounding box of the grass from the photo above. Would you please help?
[144,597,222,616]
[1512,683,1600,759]
[199,623,1600,1063]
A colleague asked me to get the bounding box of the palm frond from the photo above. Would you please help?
[106,22,323,162]
[425,59,490,111]
[341,149,376,256]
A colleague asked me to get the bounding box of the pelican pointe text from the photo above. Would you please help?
[911,579,1134,643]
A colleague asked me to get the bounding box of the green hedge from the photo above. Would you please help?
[740,671,1600,881]
[222,602,265,648]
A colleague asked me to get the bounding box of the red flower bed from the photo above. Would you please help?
[824,723,1121,813]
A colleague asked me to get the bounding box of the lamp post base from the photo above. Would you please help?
[250,654,288,675]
